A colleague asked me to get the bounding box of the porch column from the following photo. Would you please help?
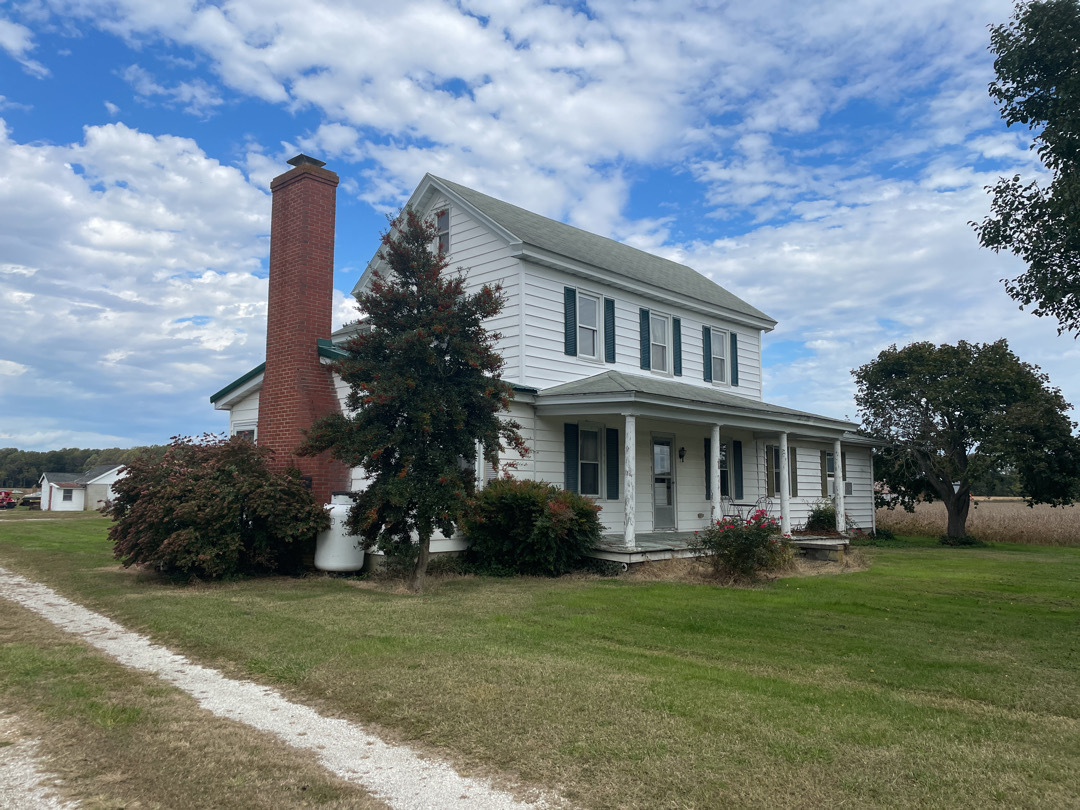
[710,424,721,522]
[834,437,847,533]
[778,431,791,535]
[623,413,636,548]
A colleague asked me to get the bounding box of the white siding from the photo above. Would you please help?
[519,264,764,400]
[229,391,259,435]
[425,194,524,384]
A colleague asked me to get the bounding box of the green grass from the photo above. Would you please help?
[2,514,1079,808]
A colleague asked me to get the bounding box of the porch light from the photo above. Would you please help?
[678,446,686,461]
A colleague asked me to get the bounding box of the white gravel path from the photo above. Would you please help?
[0,566,562,810]
[0,715,78,810]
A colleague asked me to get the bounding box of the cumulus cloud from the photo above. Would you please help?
[5,0,1076,449]
[0,119,271,447]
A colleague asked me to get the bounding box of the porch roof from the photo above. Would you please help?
[535,370,860,438]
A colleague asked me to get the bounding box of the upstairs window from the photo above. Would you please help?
[577,293,599,360]
[710,328,727,383]
[650,313,669,373]
[436,209,450,253]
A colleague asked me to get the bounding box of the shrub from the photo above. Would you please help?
[690,509,793,581]
[803,499,837,532]
[104,434,330,580]
[462,478,601,576]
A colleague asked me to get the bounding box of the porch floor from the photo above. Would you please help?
[589,532,850,567]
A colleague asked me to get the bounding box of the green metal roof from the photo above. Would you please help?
[430,176,775,326]
[209,361,265,404]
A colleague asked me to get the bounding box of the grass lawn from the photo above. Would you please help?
[2,512,1079,808]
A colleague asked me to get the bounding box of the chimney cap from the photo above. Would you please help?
[287,153,327,169]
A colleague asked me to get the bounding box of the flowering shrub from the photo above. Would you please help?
[462,478,601,576]
[690,509,793,581]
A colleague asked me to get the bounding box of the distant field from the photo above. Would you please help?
[876,499,1079,546]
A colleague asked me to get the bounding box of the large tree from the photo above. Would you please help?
[854,340,1080,541]
[973,0,1080,334]
[301,207,525,591]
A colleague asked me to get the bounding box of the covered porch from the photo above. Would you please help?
[535,371,876,549]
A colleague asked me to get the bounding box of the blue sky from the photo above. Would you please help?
[1,0,1075,452]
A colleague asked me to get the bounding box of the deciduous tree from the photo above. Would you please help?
[301,208,526,591]
[854,340,1080,541]
[973,0,1080,334]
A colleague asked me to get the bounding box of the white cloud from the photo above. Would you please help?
[120,64,224,117]
[0,18,48,78]
[0,119,272,447]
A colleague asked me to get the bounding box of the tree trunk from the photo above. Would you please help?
[409,531,431,593]
[944,483,971,539]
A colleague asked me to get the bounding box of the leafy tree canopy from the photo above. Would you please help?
[854,340,1080,539]
[973,0,1080,334]
[0,445,166,488]
[301,207,526,591]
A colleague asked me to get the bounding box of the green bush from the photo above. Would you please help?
[105,434,330,580]
[690,509,793,581]
[803,499,837,532]
[462,478,601,576]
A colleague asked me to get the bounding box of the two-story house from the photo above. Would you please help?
[211,156,876,556]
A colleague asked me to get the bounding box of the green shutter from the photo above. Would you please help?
[704,437,712,501]
[564,287,577,356]
[766,446,776,498]
[732,440,743,500]
[606,427,619,500]
[702,326,712,382]
[639,308,651,369]
[820,450,828,496]
[789,447,798,497]
[604,298,616,363]
[672,317,682,376]
[564,423,579,493]
[730,332,739,386]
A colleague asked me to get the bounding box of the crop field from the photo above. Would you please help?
[876,499,1079,546]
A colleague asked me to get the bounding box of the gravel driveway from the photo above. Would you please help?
[0,566,564,810]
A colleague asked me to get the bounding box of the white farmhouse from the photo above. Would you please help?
[211,157,875,560]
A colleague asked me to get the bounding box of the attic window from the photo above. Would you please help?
[436,209,450,253]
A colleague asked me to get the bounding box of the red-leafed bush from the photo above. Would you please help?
[104,434,330,580]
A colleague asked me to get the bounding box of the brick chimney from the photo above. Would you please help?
[257,154,349,504]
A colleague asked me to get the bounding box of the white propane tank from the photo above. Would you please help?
[314,492,365,572]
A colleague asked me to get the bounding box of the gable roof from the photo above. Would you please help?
[79,464,123,484]
[40,471,79,485]
[416,176,775,328]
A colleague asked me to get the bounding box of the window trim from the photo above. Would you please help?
[578,423,603,498]
[232,421,257,444]
[576,291,601,361]
[709,326,729,385]
[649,312,672,375]
[436,208,450,254]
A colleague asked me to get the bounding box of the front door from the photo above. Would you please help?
[652,437,675,530]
